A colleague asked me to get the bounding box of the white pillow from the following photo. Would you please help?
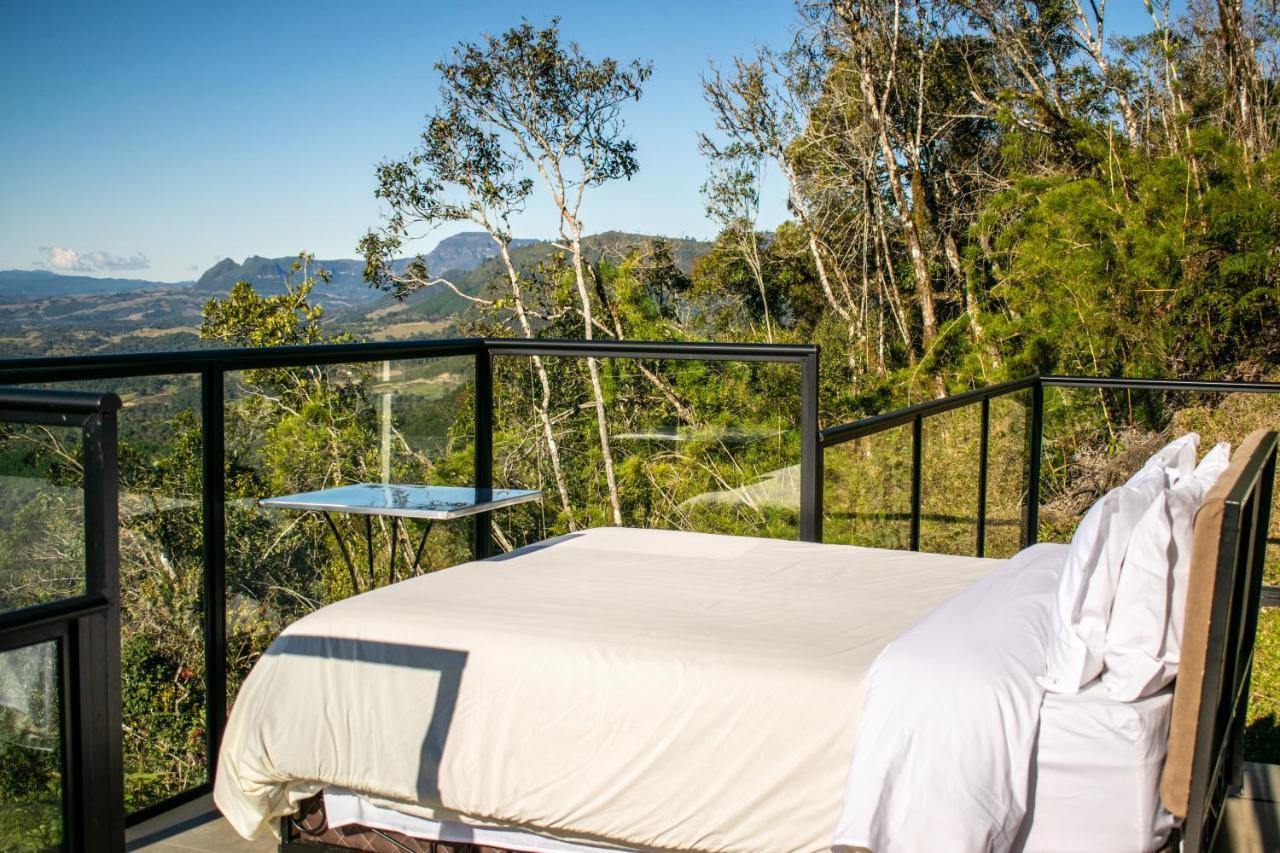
[1040,433,1199,694]
[1102,442,1231,700]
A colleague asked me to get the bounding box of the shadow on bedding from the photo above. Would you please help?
[265,635,468,803]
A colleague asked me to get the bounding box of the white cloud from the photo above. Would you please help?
[38,246,150,273]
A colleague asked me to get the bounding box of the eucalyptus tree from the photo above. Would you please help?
[434,19,652,525]
[701,49,859,341]
[699,145,775,341]
[359,100,576,526]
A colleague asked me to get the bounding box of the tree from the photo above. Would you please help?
[359,98,577,527]
[701,49,860,348]
[698,147,775,341]
[436,19,652,525]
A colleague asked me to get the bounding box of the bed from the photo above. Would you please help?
[214,429,1278,853]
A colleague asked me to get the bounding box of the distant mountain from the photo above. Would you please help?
[419,231,537,275]
[0,269,186,300]
[191,232,534,305]
[192,256,377,305]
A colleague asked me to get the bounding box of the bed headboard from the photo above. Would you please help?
[1160,429,1278,851]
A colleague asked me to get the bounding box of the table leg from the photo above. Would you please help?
[409,520,434,576]
[364,515,375,590]
[388,516,399,584]
[322,512,361,594]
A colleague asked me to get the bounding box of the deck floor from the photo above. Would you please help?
[128,763,1280,852]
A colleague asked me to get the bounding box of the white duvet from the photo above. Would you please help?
[214,526,1004,852]
[834,543,1067,853]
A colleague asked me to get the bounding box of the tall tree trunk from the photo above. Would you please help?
[497,242,576,528]
[1216,0,1267,159]
[744,228,774,342]
[568,229,624,525]
[784,171,856,325]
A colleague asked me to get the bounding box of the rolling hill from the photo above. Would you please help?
[0,231,713,356]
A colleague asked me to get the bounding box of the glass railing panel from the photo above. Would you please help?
[918,405,981,556]
[0,638,63,851]
[983,390,1030,559]
[0,423,86,613]
[225,355,474,706]
[12,374,206,813]
[489,355,803,547]
[821,423,913,550]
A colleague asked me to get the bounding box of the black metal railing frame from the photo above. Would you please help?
[0,388,125,853]
[5,336,1280,833]
[0,337,821,825]
[819,374,1280,557]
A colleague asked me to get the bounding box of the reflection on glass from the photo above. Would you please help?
[0,425,87,615]
[0,640,63,851]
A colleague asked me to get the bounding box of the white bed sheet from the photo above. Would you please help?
[215,526,1002,852]
[1018,682,1176,853]
[325,680,1175,853]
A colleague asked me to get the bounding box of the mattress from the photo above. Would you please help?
[1018,681,1176,853]
[215,526,1001,852]
[315,682,1176,853]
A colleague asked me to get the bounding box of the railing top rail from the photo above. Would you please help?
[0,387,121,415]
[0,338,489,383]
[1043,375,1280,394]
[0,337,820,385]
[821,374,1280,448]
[483,337,819,362]
[820,376,1039,447]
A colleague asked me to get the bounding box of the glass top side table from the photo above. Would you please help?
[259,484,541,591]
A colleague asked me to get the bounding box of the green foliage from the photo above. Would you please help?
[982,138,1280,381]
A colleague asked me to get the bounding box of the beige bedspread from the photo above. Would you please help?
[214,527,1000,852]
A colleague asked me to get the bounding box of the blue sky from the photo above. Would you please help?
[0,0,800,281]
[0,1,1176,282]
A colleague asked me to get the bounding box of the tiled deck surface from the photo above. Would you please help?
[127,763,1280,852]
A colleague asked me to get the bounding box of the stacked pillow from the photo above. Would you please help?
[1039,434,1200,695]
[1102,442,1231,700]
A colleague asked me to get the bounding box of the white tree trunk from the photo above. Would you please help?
[497,242,577,529]
[568,231,624,525]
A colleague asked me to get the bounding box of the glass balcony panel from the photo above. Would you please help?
[918,405,982,556]
[13,374,206,813]
[0,424,86,614]
[822,423,913,550]
[0,639,63,852]
[491,355,804,547]
[983,390,1030,559]
[225,355,474,707]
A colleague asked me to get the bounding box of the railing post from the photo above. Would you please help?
[799,350,822,542]
[976,396,990,558]
[910,414,923,551]
[473,346,494,559]
[78,405,124,852]
[201,367,227,778]
[1025,378,1044,547]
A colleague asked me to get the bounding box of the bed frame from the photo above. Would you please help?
[1160,429,1278,851]
[280,430,1278,853]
